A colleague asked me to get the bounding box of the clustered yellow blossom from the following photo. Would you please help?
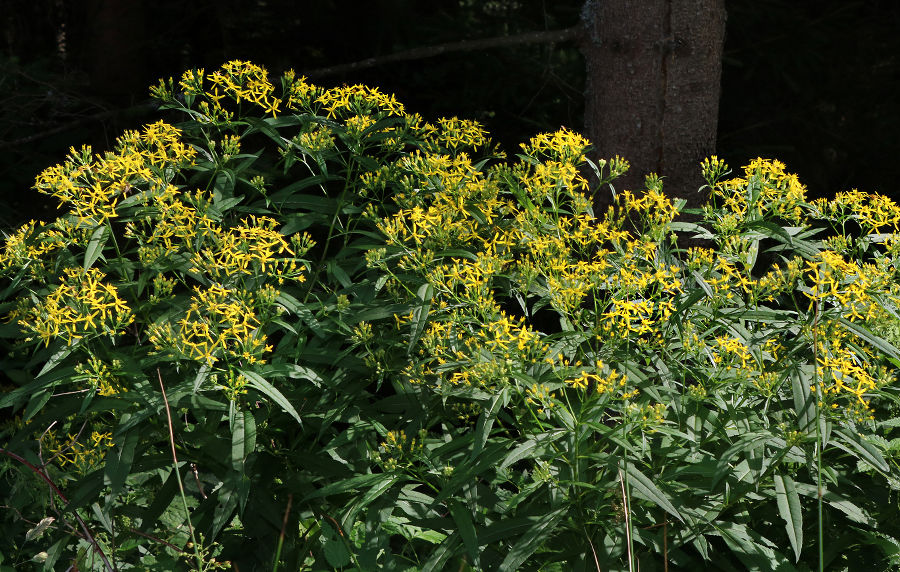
[148,284,275,367]
[368,134,900,433]
[812,188,900,234]
[190,215,307,284]
[6,61,900,456]
[316,84,405,119]
[804,250,890,321]
[625,402,667,429]
[374,429,427,471]
[0,220,68,278]
[42,428,115,472]
[525,382,558,415]
[565,362,626,396]
[812,329,890,421]
[421,117,490,152]
[207,60,281,115]
[32,122,196,228]
[133,185,217,261]
[713,334,753,371]
[21,267,133,346]
[218,370,250,402]
[75,356,126,396]
[408,308,549,391]
[709,157,808,225]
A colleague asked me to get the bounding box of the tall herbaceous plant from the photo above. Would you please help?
[2,60,900,571]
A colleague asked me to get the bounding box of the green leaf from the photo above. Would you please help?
[104,430,138,498]
[341,473,401,530]
[231,409,256,472]
[211,472,244,537]
[83,224,110,270]
[832,427,889,473]
[435,442,509,504]
[238,369,302,426]
[323,534,351,568]
[407,283,433,357]
[36,343,76,378]
[304,473,392,501]
[276,292,325,337]
[773,473,803,562]
[471,388,508,460]
[499,430,566,469]
[24,517,55,542]
[839,317,900,362]
[790,365,816,432]
[746,220,794,245]
[624,462,684,523]
[713,432,771,487]
[448,499,480,569]
[715,521,797,571]
[327,260,352,288]
[793,482,876,526]
[498,507,566,572]
[421,532,461,572]
[268,177,343,208]
[23,390,52,422]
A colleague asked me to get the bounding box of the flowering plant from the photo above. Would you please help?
[2,60,900,571]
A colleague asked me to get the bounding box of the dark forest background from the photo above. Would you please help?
[1,0,898,230]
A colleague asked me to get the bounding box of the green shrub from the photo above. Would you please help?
[2,60,900,571]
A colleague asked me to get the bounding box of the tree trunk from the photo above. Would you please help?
[581,0,726,210]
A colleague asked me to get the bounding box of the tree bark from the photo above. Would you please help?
[581,0,726,209]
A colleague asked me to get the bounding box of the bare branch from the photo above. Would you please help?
[304,25,583,79]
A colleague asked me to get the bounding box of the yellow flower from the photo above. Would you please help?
[22,267,133,346]
[149,284,272,366]
[207,60,281,115]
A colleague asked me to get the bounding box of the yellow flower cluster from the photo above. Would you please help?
[218,370,250,402]
[344,114,377,137]
[316,84,405,119]
[420,117,490,152]
[281,69,317,110]
[75,356,125,396]
[190,215,307,284]
[813,189,900,234]
[292,127,336,154]
[812,327,890,421]
[21,267,133,346]
[408,308,548,391]
[43,428,115,472]
[0,220,68,278]
[374,123,699,400]
[148,284,275,367]
[133,186,217,261]
[207,60,281,115]
[375,429,427,472]
[519,128,590,163]
[713,334,752,371]
[615,188,679,231]
[600,297,676,341]
[32,122,196,228]
[566,362,627,395]
[524,382,558,415]
[625,402,667,429]
[709,158,808,225]
[804,250,891,321]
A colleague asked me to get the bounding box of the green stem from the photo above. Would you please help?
[302,162,356,304]
[158,369,203,571]
[811,297,824,572]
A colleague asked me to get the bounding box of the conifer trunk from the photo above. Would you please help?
[581,0,726,209]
